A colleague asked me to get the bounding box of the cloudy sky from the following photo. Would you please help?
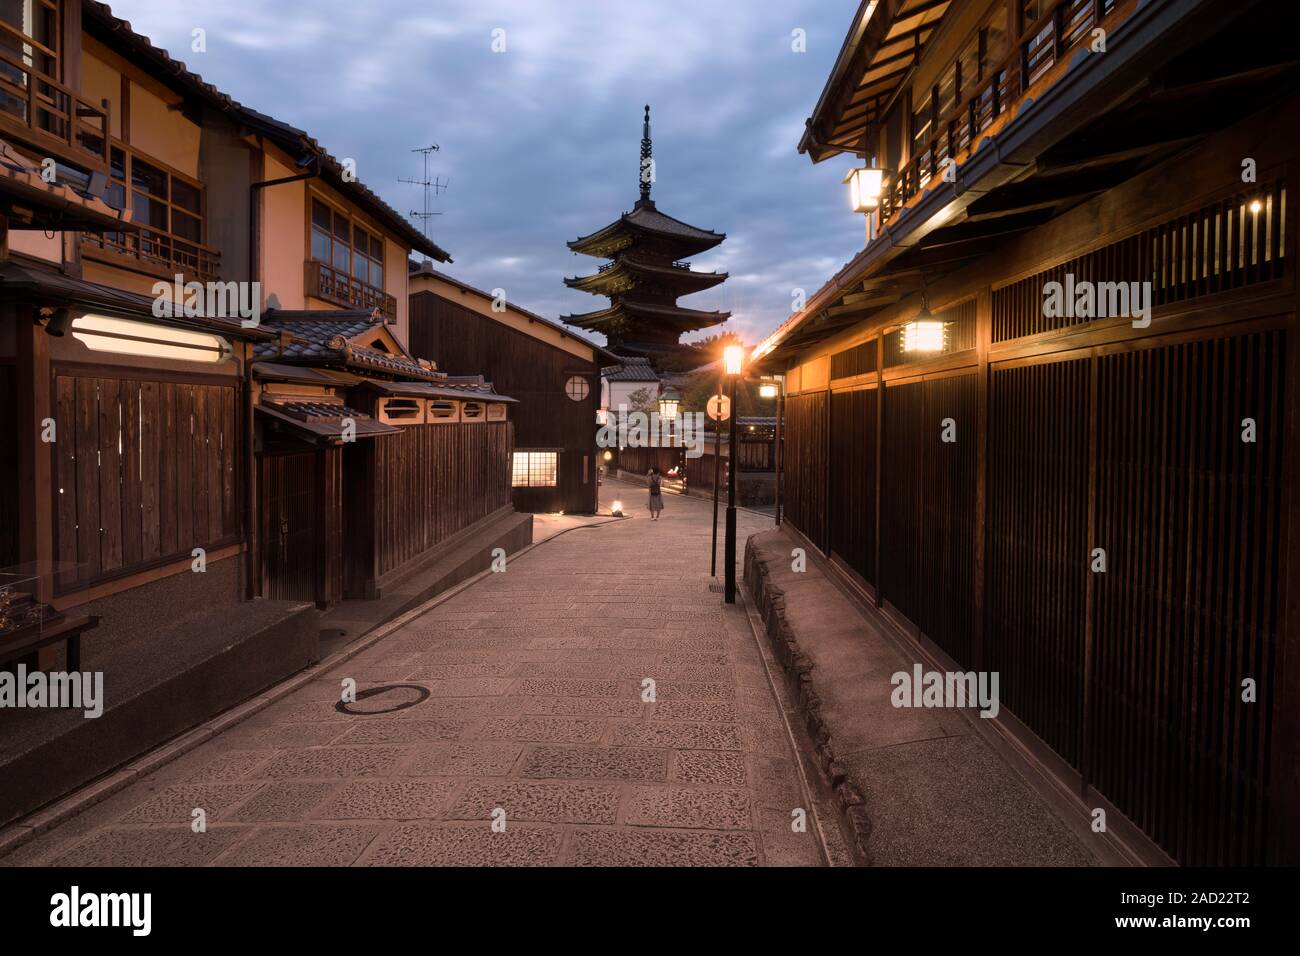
[109,0,865,348]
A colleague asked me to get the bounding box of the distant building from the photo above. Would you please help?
[409,262,617,514]
[561,106,728,371]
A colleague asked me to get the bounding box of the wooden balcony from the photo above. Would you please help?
[305,259,397,321]
[0,47,110,172]
[81,228,221,284]
[879,0,1122,227]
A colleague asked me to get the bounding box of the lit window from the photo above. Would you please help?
[71,314,228,363]
[512,451,558,488]
[565,375,590,402]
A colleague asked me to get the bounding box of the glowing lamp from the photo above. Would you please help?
[657,385,681,420]
[723,344,745,376]
[843,165,885,214]
[901,320,946,353]
[611,500,624,517]
[758,383,778,399]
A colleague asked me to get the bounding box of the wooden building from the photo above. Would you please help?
[753,0,1300,865]
[253,310,515,606]
[409,262,614,514]
[1,0,460,621]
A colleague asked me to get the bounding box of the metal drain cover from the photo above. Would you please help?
[335,683,430,716]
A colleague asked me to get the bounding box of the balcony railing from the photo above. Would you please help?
[879,0,1120,227]
[305,259,397,321]
[81,228,222,283]
[0,47,110,171]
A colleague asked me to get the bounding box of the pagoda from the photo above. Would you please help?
[562,106,728,369]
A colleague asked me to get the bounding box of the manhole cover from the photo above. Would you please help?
[335,683,430,716]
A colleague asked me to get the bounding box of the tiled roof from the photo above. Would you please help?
[254,309,440,381]
[601,358,661,383]
[569,199,725,256]
[83,1,451,263]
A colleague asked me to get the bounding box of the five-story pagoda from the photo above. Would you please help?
[562,106,728,369]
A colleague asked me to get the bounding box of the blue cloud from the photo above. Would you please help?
[107,0,866,347]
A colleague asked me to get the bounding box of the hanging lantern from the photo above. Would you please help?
[843,165,885,214]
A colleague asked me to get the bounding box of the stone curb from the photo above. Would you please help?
[743,535,873,865]
[0,514,622,861]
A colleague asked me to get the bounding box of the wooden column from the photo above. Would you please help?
[16,312,55,666]
[973,286,991,671]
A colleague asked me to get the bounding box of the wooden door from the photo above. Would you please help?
[259,452,318,603]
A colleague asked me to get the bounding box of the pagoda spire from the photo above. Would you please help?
[639,104,653,203]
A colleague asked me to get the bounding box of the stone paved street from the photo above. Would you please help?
[2,478,844,867]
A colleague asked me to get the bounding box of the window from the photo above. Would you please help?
[565,375,590,402]
[0,0,58,108]
[86,146,211,277]
[311,197,384,290]
[512,451,558,488]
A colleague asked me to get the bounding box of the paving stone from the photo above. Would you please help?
[227,722,354,749]
[364,823,562,866]
[672,751,748,786]
[313,781,457,820]
[626,786,752,830]
[654,680,736,700]
[611,720,743,751]
[338,719,466,743]
[218,824,381,866]
[514,696,643,718]
[118,783,265,824]
[521,746,668,781]
[406,662,514,679]
[652,700,739,722]
[225,783,335,822]
[569,828,759,867]
[478,716,606,744]
[51,826,245,867]
[168,748,272,781]
[402,742,522,776]
[515,677,626,698]
[420,677,515,697]
[261,747,408,779]
[449,781,620,825]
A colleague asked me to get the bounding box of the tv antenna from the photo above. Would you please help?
[399,145,448,245]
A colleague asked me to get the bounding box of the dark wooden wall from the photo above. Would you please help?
[372,421,513,578]
[776,163,1295,864]
[52,370,239,593]
[409,291,598,513]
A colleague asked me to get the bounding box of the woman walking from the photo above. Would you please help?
[647,467,664,521]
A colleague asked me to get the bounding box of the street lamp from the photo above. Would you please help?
[722,344,745,603]
[657,385,681,421]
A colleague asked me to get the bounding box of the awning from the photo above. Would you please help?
[0,262,280,341]
[356,379,518,403]
[251,362,366,387]
[256,401,397,443]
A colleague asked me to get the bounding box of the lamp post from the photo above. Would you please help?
[723,344,744,603]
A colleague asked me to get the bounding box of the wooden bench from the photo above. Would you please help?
[0,614,100,671]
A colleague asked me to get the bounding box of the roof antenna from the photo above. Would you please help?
[399,145,448,258]
[639,104,653,204]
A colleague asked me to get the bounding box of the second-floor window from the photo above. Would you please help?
[310,198,384,291]
[86,145,212,278]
